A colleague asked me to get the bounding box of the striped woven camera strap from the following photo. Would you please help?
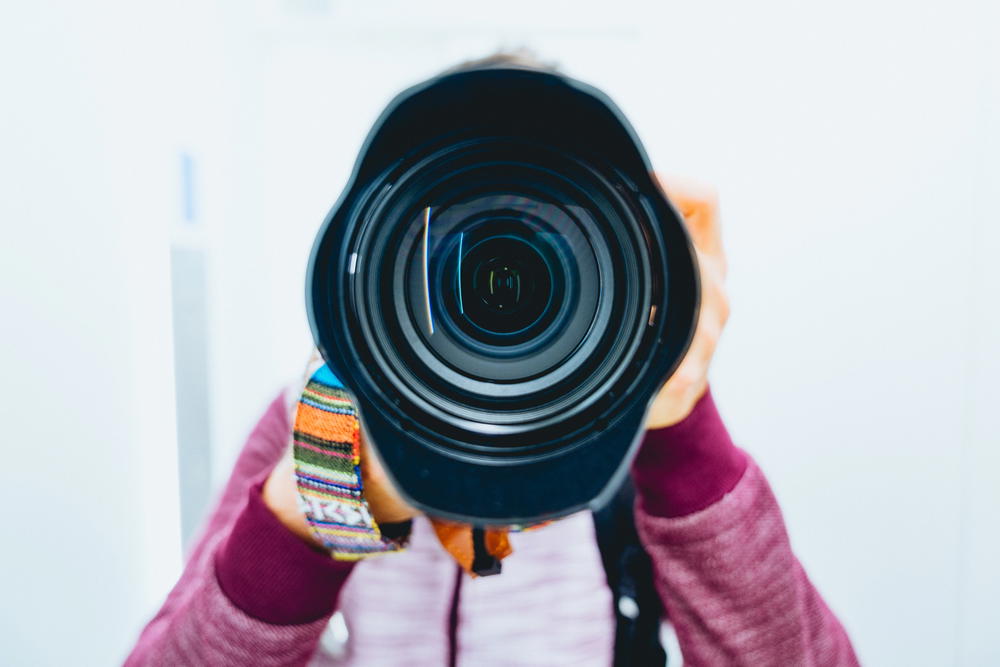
[292,362,520,575]
[292,364,406,559]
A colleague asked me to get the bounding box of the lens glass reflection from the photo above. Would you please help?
[417,197,582,355]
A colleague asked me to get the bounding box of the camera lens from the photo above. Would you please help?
[307,67,700,522]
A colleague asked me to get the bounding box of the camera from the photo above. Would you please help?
[307,65,698,524]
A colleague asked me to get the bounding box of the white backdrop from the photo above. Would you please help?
[1,1,997,665]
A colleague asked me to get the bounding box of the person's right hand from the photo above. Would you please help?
[262,424,418,549]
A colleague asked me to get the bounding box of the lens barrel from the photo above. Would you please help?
[307,67,698,523]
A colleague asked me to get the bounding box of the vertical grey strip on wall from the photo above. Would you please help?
[170,246,213,548]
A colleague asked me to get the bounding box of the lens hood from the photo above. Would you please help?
[307,66,698,524]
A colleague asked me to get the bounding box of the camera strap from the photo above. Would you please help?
[291,356,516,576]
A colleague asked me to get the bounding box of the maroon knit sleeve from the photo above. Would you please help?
[216,479,354,625]
[631,387,747,517]
[125,391,355,666]
[632,389,860,665]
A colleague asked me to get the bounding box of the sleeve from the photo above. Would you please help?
[125,391,355,666]
[631,389,860,666]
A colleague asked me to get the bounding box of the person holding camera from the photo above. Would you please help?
[126,183,858,666]
[127,53,860,666]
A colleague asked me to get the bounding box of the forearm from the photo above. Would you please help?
[633,388,746,518]
[632,390,859,666]
[127,392,355,665]
[127,482,353,666]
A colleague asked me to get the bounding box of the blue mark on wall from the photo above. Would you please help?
[180,152,196,224]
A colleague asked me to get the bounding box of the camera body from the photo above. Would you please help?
[307,66,698,524]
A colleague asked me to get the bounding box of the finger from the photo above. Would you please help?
[698,244,728,284]
[359,429,420,523]
[658,252,727,397]
[653,173,725,262]
[654,305,719,409]
[675,192,723,263]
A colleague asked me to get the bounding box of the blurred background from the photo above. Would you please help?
[1,0,998,664]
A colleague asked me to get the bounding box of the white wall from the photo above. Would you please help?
[1,1,996,665]
[0,2,200,664]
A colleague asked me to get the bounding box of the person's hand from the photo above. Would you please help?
[262,426,418,549]
[644,179,730,430]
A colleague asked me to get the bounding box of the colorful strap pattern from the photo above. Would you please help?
[292,357,554,573]
[292,365,407,560]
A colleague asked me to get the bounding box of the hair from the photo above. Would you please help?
[439,48,562,76]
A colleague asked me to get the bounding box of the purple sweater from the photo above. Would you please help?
[127,390,859,666]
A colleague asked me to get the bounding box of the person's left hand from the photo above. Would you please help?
[644,179,730,430]
[263,421,418,549]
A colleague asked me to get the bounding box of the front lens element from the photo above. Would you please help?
[464,236,552,335]
[412,194,592,375]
